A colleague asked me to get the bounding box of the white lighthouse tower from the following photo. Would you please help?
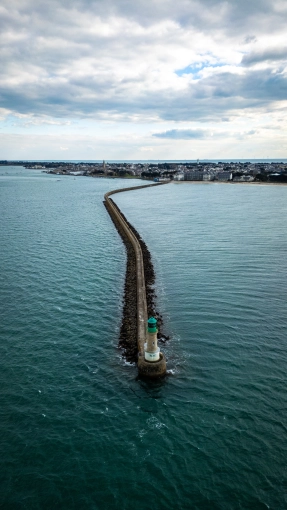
[144,317,160,362]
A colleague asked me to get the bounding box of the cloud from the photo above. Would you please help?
[0,0,286,158]
[242,48,287,66]
[1,64,286,123]
[0,128,284,160]
[153,129,206,139]
[152,128,257,140]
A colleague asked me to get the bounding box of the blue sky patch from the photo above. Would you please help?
[175,62,226,77]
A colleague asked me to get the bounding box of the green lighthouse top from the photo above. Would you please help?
[148,316,157,333]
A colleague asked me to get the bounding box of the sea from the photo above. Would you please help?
[1,166,287,509]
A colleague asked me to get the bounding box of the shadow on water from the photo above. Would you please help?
[133,374,167,396]
[126,377,167,414]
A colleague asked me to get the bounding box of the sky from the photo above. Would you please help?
[0,0,286,160]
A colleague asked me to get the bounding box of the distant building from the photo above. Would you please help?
[174,173,184,181]
[217,171,232,181]
[233,175,254,182]
[185,171,203,181]
[203,174,215,181]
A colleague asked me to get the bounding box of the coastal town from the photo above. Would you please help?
[1,160,287,183]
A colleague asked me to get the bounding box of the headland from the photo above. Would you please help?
[1,160,287,183]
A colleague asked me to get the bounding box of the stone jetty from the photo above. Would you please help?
[104,183,167,378]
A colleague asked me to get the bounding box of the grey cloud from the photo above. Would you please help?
[244,35,257,44]
[75,0,286,33]
[242,48,287,66]
[154,69,287,121]
[153,129,206,139]
[1,0,286,38]
[201,69,287,102]
[1,68,286,122]
[153,129,257,140]
[152,129,257,140]
[0,0,286,124]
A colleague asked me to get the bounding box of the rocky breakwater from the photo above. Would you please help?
[104,183,168,378]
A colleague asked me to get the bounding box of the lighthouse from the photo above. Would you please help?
[138,315,167,377]
[144,317,160,362]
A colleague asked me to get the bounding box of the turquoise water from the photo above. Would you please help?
[1,168,287,509]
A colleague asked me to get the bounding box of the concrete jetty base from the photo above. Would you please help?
[138,352,167,378]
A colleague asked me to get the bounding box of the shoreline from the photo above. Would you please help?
[173,180,287,186]
[2,164,287,185]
